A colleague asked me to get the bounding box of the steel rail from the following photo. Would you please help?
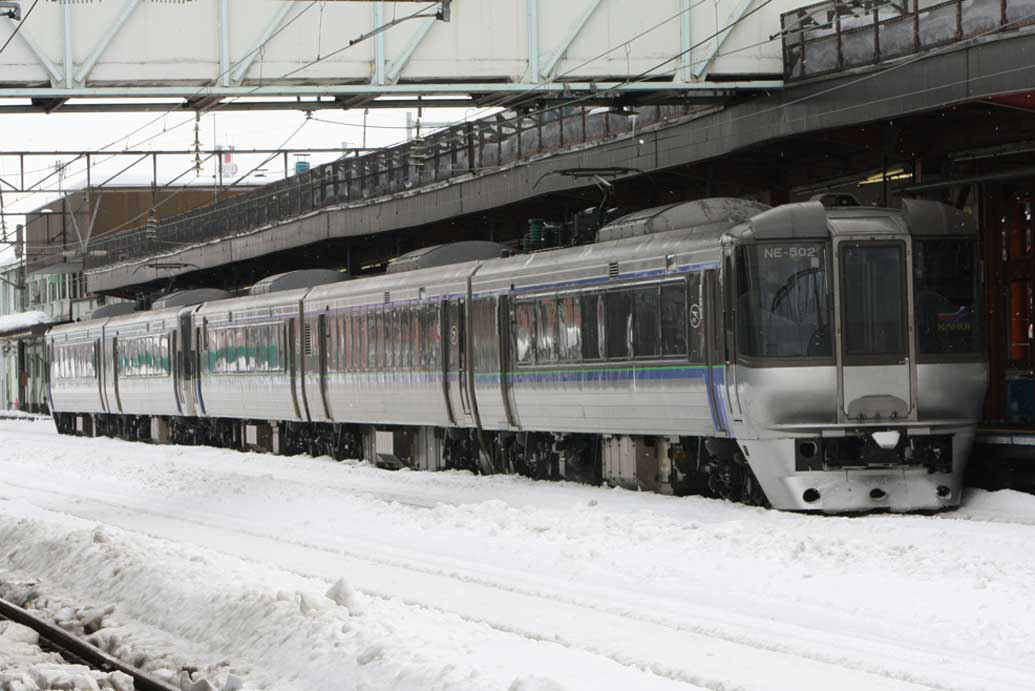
[0,596,181,691]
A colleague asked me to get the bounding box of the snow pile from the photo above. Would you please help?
[1,422,1035,690]
[0,312,49,334]
[0,522,363,691]
[0,618,133,691]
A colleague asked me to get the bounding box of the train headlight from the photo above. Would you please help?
[870,430,900,450]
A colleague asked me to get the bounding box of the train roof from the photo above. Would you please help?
[599,198,770,242]
[734,199,976,242]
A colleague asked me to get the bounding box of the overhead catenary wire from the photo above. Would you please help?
[0,0,39,57]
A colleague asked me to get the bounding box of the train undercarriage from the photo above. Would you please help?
[51,412,771,507]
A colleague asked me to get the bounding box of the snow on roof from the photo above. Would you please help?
[0,311,51,334]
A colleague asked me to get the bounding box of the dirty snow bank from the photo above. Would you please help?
[0,513,365,691]
[0,618,133,691]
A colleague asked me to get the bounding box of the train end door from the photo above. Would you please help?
[833,238,916,421]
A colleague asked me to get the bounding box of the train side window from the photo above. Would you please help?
[161,335,171,374]
[237,329,248,372]
[384,309,395,370]
[536,297,559,363]
[634,287,660,358]
[682,276,704,362]
[253,326,265,372]
[243,329,255,372]
[223,330,234,373]
[367,311,377,370]
[352,314,363,371]
[400,308,412,369]
[393,308,403,370]
[375,309,385,370]
[581,294,601,360]
[514,301,536,365]
[275,325,286,371]
[604,290,633,359]
[661,282,689,358]
[411,306,420,370]
[424,304,441,370]
[342,317,351,372]
[558,295,581,362]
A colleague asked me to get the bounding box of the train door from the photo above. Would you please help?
[497,296,519,428]
[703,271,728,435]
[194,322,207,416]
[176,314,194,416]
[443,298,473,425]
[834,238,915,420]
[302,311,331,421]
[720,244,742,421]
[109,336,123,413]
[170,329,183,416]
[288,317,308,421]
[95,337,108,413]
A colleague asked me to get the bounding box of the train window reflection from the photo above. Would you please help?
[662,282,689,358]
[736,243,832,359]
[580,294,601,360]
[605,291,633,359]
[558,296,582,361]
[634,288,660,357]
[914,239,979,356]
[514,302,536,364]
[537,298,559,362]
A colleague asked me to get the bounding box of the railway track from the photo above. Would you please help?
[0,595,180,691]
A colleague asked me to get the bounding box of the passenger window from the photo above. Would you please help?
[375,310,385,370]
[514,302,536,364]
[634,287,660,358]
[342,317,352,372]
[536,297,559,363]
[682,276,704,362]
[353,314,364,371]
[424,305,441,369]
[558,296,581,362]
[244,329,255,372]
[411,307,420,369]
[661,282,689,358]
[393,309,403,370]
[400,309,411,369]
[581,294,601,360]
[367,312,378,370]
[236,329,247,372]
[605,290,633,359]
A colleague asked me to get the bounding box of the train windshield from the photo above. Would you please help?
[735,242,832,359]
[913,238,980,356]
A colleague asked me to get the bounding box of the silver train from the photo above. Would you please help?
[46,198,987,512]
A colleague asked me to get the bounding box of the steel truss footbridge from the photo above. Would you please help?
[0,0,786,114]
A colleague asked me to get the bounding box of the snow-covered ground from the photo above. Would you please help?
[0,418,1034,691]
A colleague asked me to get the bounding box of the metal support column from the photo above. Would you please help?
[373,1,386,86]
[678,0,692,83]
[63,1,73,89]
[527,0,540,82]
[219,0,231,87]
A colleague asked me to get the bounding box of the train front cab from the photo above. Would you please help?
[726,200,987,512]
